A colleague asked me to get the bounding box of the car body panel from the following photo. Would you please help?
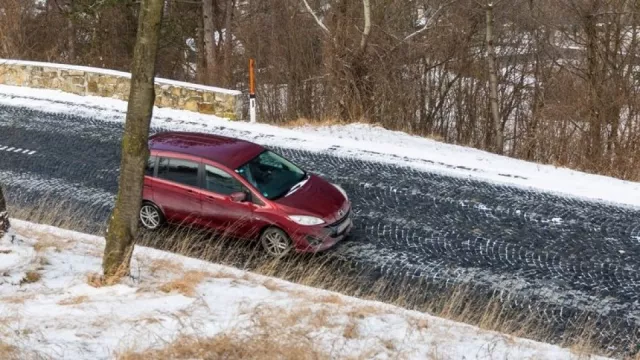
[149,131,264,170]
[274,174,347,223]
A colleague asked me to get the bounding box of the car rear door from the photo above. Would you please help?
[152,154,203,225]
[198,163,260,239]
[142,154,157,202]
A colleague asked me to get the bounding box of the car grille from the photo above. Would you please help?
[326,208,351,237]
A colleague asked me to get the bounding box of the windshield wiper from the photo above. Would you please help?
[283,174,309,197]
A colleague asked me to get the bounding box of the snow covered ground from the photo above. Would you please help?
[0,220,608,360]
[0,84,639,210]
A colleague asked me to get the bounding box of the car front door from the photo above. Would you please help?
[152,156,202,226]
[199,163,259,239]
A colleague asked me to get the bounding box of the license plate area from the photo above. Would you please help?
[336,217,351,235]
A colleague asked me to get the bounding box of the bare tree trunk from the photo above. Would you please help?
[585,13,602,170]
[0,186,9,238]
[102,0,164,278]
[196,20,206,84]
[202,0,217,85]
[67,12,75,62]
[486,3,503,154]
[222,0,235,88]
[359,0,371,52]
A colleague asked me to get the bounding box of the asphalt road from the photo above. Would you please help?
[1,99,639,351]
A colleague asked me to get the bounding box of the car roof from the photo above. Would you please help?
[148,131,265,169]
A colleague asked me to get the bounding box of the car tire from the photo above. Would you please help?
[260,227,293,258]
[139,202,164,231]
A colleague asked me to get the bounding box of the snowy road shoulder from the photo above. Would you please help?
[0,220,608,360]
[0,84,639,210]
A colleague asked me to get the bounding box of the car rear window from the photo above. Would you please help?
[157,157,199,187]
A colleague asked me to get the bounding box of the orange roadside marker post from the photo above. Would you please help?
[249,58,256,123]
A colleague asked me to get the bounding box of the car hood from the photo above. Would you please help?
[274,174,348,224]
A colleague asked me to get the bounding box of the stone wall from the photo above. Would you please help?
[0,60,243,120]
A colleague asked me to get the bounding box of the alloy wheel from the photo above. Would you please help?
[261,228,292,258]
[140,204,161,230]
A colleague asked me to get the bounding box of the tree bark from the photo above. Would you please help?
[486,3,503,155]
[102,0,164,278]
[202,0,217,85]
[222,0,235,88]
[0,186,9,239]
[196,19,206,84]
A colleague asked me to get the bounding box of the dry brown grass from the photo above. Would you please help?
[316,293,344,305]
[281,117,345,129]
[0,249,11,254]
[118,303,334,360]
[261,278,284,292]
[86,272,123,288]
[129,316,162,326]
[8,196,106,235]
[17,228,73,254]
[118,300,424,360]
[118,333,327,360]
[57,296,89,306]
[0,343,18,359]
[282,117,447,144]
[148,258,184,276]
[158,270,210,297]
[342,320,360,339]
[347,305,384,320]
[5,199,628,359]
[33,239,63,253]
[408,316,430,331]
[20,271,41,285]
[36,256,50,267]
[1,294,36,304]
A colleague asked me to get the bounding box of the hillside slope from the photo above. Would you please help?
[0,220,608,360]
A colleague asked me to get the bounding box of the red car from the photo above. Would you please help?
[139,131,353,257]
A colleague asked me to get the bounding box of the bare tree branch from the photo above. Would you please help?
[359,0,371,52]
[401,0,455,43]
[301,0,331,35]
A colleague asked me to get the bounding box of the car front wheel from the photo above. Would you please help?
[139,203,164,231]
[260,227,293,258]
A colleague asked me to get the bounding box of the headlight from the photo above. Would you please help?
[331,183,348,199]
[289,215,325,226]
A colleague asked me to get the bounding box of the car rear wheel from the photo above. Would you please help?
[260,227,292,258]
[139,203,164,231]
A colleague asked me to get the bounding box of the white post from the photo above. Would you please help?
[249,94,256,124]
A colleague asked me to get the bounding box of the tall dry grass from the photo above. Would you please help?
[5,197,635,359]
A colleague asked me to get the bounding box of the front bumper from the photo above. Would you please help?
[291,211,353,253]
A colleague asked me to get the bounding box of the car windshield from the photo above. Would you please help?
[235,150,307,200]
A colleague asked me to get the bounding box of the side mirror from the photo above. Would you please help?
[230,192,247,203]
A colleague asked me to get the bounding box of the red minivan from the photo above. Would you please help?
[140,131,352,257]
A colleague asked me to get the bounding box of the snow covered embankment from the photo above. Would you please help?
[0,220,607,360]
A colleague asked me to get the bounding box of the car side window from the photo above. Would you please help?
[157,157,199,187]
[145,155,157,177]
[204,165,245,195]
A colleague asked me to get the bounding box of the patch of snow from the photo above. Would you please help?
[0,219,611,360]
[1,84,640,210]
